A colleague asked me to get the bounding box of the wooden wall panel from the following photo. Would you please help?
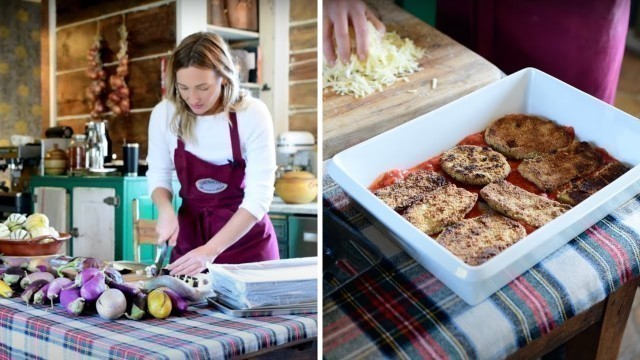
[57,71,91,116]
[124,58,165,109]
[288,2,317,140]
[56,22,96,71]
[290,54,316,81]
[119,5,176,59]
[56,0,159,27]
[289,111,317,135]
[108,111,151,160]
[55,1,175,162]
[289,82,316,109]
[57,5,175,71]
[289,22,316,52]
[290,0,317,22]
[289,50,316,63]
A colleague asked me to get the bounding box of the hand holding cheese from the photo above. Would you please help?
[323,0,385,64]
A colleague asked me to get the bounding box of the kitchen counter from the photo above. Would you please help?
[270,196,318,215]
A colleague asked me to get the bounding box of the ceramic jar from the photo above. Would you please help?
[274,171,318,204]
[44,144,68,175]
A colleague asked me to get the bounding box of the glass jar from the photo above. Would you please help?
[68,134,87,173]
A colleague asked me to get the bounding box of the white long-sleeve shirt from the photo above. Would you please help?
[146,97,276,220]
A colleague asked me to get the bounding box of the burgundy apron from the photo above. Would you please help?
[436,0,630,104]
[171,112,279,264]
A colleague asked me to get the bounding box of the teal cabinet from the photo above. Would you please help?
[30,175,148,261]
[134,181,181,264]
[269,214,289,259]
[269,213,318,259]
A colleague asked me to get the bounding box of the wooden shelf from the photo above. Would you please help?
[206,24,259,41]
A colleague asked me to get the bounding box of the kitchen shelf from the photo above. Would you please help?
[207,24,259,41]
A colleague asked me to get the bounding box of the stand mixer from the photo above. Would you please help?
[276,131,316,177]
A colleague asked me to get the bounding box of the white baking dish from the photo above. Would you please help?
[327,68,640,305]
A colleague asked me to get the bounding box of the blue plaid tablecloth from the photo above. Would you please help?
[323,173,640,359]
[0,297,317,359]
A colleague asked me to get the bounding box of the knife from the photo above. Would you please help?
[154,242,168,277]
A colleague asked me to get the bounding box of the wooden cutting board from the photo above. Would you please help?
[323,0,503,159]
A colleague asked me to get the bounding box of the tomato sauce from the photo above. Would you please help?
[458,132,488,147]
[409,155,442,173]
[595,147,617,164]
[369,168,408,192]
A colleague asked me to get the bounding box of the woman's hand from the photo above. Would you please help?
[156,207,179,246]
[166,245,216,276]
[323,0,385,64]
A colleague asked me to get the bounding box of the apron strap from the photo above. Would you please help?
[229,112,242,163]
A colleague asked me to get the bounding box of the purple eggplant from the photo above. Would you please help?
[33,282,51,305]
[21,279,50,305]
[20,271,55,290]
[47,277,74,304]
[160,287,189,315]
[60,287,85,315]
[142,276,202,302]
[75,267,101,287]
[103,266,123,284]
[81,257,102,270]
[106,278,147,320]
[56,257,101,278]
[3,266,25,287]
[80,271,106,302]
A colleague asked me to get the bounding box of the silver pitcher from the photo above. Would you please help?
[85,121,105,170]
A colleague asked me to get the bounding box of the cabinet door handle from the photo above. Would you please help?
[303,232,317,242]
[103,195,120,207]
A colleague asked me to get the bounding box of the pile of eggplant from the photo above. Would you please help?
[0,257,205,321]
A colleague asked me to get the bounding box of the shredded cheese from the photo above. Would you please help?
[323,22,425,98]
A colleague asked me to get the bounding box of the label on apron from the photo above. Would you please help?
[195,178,228,194]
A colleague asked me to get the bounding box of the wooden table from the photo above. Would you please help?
[509,277,640,360]
[322,0,502,159]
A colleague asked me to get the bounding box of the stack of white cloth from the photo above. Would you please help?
[207,257,317,309]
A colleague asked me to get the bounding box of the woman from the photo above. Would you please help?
[146,32,279,276]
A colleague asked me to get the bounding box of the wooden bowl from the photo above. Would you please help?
[0,233,70,256]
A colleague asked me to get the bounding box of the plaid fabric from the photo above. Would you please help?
[323,174,640,359]
[0,298,317,360]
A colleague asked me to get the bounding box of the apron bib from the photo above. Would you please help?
[172,112,279,264]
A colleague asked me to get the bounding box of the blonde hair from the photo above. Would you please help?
[166,32,248,143]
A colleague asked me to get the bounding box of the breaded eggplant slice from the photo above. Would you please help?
[441,145,511,186]
[557,162,629,205]
[480,180,571,228]
[485,114,573,159]
[518,141,603,192]
[374,170,448,212]
[437,215,526,266]
[403,184,477,235]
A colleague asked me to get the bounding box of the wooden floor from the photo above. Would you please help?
[615,39,640,360]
